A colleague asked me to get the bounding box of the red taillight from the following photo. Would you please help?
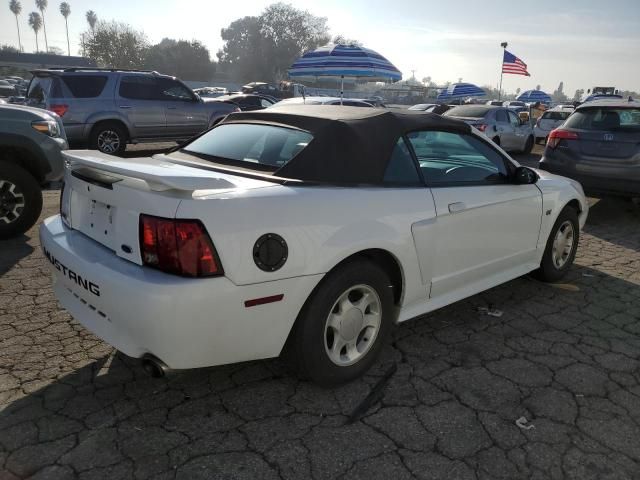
[49,104,68,117]
[139,215,222,277]
[475,124,488,132]
[547,129,578,148]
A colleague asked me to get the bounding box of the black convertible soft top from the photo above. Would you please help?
[219,105,471,185]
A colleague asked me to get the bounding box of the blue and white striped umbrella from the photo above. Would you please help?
[437,83,486,100]
[288,44,402,82]
[517,89,552,103]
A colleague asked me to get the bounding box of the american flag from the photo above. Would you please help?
[502,50,530,76]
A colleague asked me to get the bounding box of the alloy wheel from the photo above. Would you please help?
[551,220,575,269]
[0,180,25,224]
[324,284,382,367]
[97,130,121,154]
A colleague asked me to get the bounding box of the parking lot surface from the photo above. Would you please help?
[1,148,640,479]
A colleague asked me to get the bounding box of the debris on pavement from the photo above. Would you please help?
[347,363,397,424]
[515,416,535,430]
[477,306,504,317]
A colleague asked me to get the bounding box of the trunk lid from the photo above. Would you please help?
[61,150,277,265]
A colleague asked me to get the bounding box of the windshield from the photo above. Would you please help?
[564,108,640,131]
[444,106,490,118]
[183,123,313,170]
[542,111,572,121]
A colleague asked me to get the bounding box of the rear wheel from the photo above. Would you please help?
[533,206,579,282]
[0,161,42,239]
[90,122,127,155]
[522,135,534,154]
[492,136,501,147]
[284,260,394,386]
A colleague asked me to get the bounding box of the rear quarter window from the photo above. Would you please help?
[61,75,108,98]
[27,76,63,102]
[183,123,313,170]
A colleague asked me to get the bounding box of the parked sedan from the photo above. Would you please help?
[41,106,587,385]
[409,103,451,114]
[534,107,574,143]
[0,80,17,98]
[212,94,277,111]
[275,96,374,107]
[539,99,640,199]
[444,105,535,153]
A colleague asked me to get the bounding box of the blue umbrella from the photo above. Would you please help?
[288,44,402,102]
[517,89,551,104]
[437,82,486,101]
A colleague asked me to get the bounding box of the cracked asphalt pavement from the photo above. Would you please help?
[1,148,640,479]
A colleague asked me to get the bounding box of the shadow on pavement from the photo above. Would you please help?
[0,236,34,276]
[584,196,640,252]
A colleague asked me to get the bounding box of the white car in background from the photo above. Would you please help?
[40,106,587,386]
[534,106,574,143]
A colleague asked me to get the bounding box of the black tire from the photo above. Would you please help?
[492,136,501,146]
[522,135,534,154]
[89,122,127,156]
[284,260,394,386]
[533,206,579,282]
[0,161,43,239]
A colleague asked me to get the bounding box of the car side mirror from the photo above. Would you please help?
[514,166,538,184]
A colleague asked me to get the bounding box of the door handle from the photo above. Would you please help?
[119,105,132,109]
[448,202,466,213]
[167,106,177,110]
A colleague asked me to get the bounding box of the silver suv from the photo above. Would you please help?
[444,105,535,153]
[26,69,239,155]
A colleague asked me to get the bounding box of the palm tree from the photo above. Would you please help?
[86,9,97,30]
[28,11,42,52]
[59,2,70,55]
[9,0,23,51]
[35,0,48,52]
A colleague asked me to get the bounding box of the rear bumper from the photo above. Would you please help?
[539,157,640,196]
[40,215,323,369]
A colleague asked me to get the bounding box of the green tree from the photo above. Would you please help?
[35,0,48,52]
[28,11,42,52]
[217,16,270,82]
[145,38,216,81]
[86,10,97,30]
[59,2,70,55]
[218,3,330,83]
[82,21,149,69]
[9,0,23,52]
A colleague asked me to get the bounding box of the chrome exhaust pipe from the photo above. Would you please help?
[141,355,169,378]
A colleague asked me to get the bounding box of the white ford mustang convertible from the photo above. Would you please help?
[41,105,588,385]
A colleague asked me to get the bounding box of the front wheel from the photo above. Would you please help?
[533,206,579,282]
[0,161,43,239]
[284,260,394,386]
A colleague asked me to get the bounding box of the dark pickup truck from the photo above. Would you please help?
[0,104,67,238]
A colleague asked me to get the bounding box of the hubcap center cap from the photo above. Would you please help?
[340,308,364,341]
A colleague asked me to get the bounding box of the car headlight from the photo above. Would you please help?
[31,120,60,137]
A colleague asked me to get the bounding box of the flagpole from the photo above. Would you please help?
[499,42,507,101]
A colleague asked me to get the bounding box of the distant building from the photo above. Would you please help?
[0,52,96,70]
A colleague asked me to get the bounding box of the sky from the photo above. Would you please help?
[2,0,639,95]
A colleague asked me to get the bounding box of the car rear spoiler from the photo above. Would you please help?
[63,150,251,191]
